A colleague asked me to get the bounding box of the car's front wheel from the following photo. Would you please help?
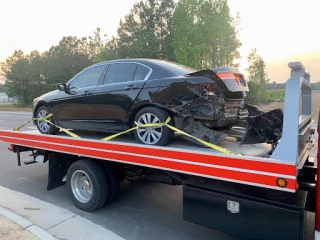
[133,107,174,146]
[35,105,59,134]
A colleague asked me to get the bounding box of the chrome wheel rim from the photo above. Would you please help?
[136,113,162,144]
[71,170,93,203]
[37,109,50,132]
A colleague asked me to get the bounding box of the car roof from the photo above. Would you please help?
[95,59,197,80]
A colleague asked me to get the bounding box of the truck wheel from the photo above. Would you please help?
[35,106,59,135]
[133,107,174,146]
[102,163,121,204]
[67,159,108,212]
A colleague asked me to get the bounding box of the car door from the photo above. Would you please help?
[93,62,152,132]
[52,64,106,131]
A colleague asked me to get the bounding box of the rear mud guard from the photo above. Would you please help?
[47,153,76,191]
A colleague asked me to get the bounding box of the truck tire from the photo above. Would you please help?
[133,107,174,146]
[67,159,108,212]
[35,105,59,135]
[102,163,121,204]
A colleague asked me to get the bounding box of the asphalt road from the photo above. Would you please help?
[0,111,316,240]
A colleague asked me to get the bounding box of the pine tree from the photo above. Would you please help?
[245,48,269,104]
[172,0,241,69]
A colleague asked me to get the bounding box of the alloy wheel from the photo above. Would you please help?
[37,109,51,132]
[136,113,163,144]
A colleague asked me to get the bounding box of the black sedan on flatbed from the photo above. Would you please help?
[33,59,249,146]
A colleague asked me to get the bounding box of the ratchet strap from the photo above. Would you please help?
[13,114,80,138]
[13,115,236,155]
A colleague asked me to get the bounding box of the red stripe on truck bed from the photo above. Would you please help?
[0,130,296,175]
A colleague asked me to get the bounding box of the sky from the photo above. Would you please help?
[0,0,319,82]
[228,0,320,82]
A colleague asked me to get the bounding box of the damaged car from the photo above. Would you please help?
[33,59,282,146]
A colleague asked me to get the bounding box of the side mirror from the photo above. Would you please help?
[57,83,68,92]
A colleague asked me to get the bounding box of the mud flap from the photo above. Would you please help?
[240,109,283,145]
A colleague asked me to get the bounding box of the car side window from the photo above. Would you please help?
[103,63,137,85]
[69,65,105,90]
[133,65,150,81]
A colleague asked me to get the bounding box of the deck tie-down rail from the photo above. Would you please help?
[271,62,313,167]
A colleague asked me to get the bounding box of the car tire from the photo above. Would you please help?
[67,159,108,212]
[35,106,59,135]
[133,107,174,146]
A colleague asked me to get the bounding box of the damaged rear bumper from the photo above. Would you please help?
[240,108,283,145]
[176,105,283,147]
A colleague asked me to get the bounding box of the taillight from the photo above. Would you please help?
[217,72,247,87]
[217,73,235,79]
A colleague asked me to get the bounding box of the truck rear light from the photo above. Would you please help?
[8,145,30,153]
[8,144,14,151]
[276,178,288,188]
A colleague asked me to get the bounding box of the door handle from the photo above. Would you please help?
[124,85,136,90]
[83,90,92,96]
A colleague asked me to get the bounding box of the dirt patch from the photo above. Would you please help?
[259,91,320,121]
[0,215,39,240]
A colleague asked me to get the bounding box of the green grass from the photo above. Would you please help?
[267,89,285,100]
[0,103,19,108]
[0,103,32,112]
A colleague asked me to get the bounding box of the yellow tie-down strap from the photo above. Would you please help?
[13,114,80,138]
[13,115,237,155]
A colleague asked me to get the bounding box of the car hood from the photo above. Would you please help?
[35,90,59,103]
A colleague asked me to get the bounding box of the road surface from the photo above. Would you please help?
[0,111,316,240]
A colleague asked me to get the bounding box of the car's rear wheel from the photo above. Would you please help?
[133,107,174,146]
[36,106,59,135]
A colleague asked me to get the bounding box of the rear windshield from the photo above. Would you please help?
[155,60,197,76]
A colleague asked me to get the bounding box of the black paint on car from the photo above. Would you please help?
[33,59,249,146]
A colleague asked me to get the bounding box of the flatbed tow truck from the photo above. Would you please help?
[0,62,318,240]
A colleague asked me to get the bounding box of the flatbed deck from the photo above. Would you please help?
[28,129,273,156]
[0,129,297,192]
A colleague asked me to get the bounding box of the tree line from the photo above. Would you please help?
[1,0,269,107]
[267,81,320,90]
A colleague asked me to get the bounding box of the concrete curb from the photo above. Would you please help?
[0,186,124,240]
[0,206,56,240]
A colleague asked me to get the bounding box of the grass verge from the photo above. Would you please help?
[0,103,32,112]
